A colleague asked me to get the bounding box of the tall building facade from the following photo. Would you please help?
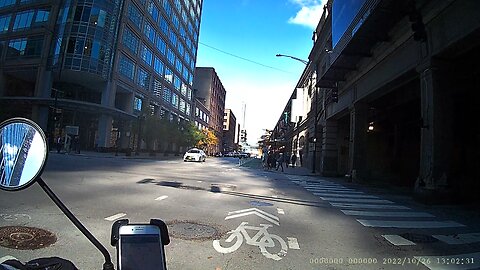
[0,0,203,151]
[192,67,226,154]
[222,108,236,152]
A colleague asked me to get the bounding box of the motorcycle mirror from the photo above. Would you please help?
[0,118,48,191]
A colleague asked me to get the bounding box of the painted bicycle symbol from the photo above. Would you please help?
[213,221,288,261]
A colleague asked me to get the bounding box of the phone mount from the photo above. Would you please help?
[110,219,170,247]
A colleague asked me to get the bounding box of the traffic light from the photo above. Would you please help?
[331,87,338,103]
[408,8,427,42]
[240,130,247,142]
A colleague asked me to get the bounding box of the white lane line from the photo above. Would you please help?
[197,180,203,183]
[105,213,127,221]
[277,208,285,215]
[287,237,300,250]
[1,256,18,263]
[432,233,480,245]
[319,197,394,204]
[306,187,354,192]
[314,193,379,199]
[341,210,435,217]
[357,220,465,228]
[382,235,416,246]
[331,203,410,209]
[272,195,278,198]
[414,252,480,270]
[155,195,169,201]
[313,190,365,195]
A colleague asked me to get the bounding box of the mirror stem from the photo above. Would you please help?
[37,177,115,270]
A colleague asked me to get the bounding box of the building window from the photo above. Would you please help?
[163,87,171,103]
[175,58,182,73]
[153,57,164,76]
[143,21,156,44]
[153,79,162,98]
[34,10,49,23]
[0,0,15,8]
[187,88,192,100]
[167,48,175,64]
[7,36,43,58]
[159,15,168,35]
[89,8,106,27]
[134,96,142,111]
[173,76,181,90]
[128,4,142,29]
[122,27,139,54]
[171,93,178,108]
[179,98,186,113]
[13,10,35,31]
[147,0,159,22]
[136,67,150,90]
[139,44,153,65]
[164,68,173,83]
[118,55,135,80]
[0,15,10,33]
[186,103,191,116]
[156,35,166,55]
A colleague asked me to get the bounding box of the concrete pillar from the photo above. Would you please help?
[97,81,116,149]
[320,119,338,176]
[97,114,113,149]
[416,60,453,192]
[348,102,368,181]
[32,67,53,130]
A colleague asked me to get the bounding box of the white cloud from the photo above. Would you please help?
[288,0,327,29]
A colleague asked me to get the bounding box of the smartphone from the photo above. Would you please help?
[117,225,166,270]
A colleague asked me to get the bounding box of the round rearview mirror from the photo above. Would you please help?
[0,118,48,191]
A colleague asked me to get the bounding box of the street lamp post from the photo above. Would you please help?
[276,54,317,173]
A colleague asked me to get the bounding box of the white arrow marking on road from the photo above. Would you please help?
[155,195,168,201]
[225,208,280,226]
[287,237,300,249]
[105,213,126,221]
[277,208,285,215]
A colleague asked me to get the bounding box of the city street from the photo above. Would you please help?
[1,153,480,270]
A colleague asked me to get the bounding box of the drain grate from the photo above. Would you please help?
[400,233,439,243]
[167,221,219,241]
[0,226,56,250]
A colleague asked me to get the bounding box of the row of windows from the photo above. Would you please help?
[72,6,107,28]
[0,0,47,9]
[122,26,193,95]
[127,2,197,71]
[195,107,209,123]
[0,9,50,33]
[5,36,43,57]
[118,54,192,111]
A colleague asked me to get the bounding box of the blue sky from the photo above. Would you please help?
[196,0,326,145]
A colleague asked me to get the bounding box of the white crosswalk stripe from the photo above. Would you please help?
[341,210,434,217]
[331,203,410,210]
[319,197,394,204]
[357,220,465,228]
[382,235,416,246]
[432,233,480,245]
[314,193,379,199]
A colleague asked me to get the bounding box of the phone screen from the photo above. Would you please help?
[119,234,164,270]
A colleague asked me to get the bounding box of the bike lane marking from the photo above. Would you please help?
[225,208,280,226]
[277,208,285,215]
[287,237,300,249]
[105,213,126,221]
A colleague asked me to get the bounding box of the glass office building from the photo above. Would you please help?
[0,0,203,150]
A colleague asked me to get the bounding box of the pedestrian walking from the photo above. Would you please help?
[267,151,276,170]
[276,153,285,172]
[291,153,297,168]
[56,136,62,153]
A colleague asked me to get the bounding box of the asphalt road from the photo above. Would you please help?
[1,153,480,270]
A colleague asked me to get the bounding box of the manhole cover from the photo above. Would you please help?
[249,200,273,207]
[0,226,56,250]
[167,221,219,240]
[400,233,439,243]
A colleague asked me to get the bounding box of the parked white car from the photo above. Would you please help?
[183,148,206,162]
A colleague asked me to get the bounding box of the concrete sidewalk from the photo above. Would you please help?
[48,149,183,161]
